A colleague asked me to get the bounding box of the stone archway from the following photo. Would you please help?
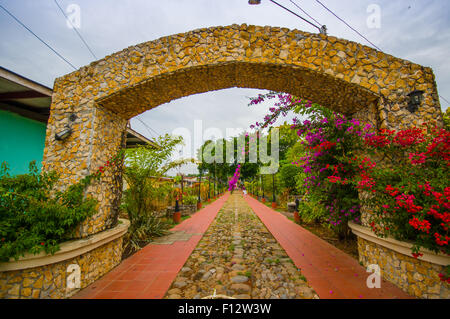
[43,23,443,239]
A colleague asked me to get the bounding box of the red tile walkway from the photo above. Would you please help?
[73,193,230,299]
[243,194,413,299]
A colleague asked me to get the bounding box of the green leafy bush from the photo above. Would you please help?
[0,161,97,262]
[183,195,198,205]
[279,163,301,193]
[121,134,190,256]
[297,196,327,223]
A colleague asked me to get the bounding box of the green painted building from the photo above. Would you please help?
[0,109,47,175]
[0,67,52,176]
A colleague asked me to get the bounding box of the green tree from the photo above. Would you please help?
[122,134,192,254]
[443,107,450,130]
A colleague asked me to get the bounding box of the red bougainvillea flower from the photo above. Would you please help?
[412,252,423,259]
[409,216,431,233]
[327,175,341,183]
[385,185,400,197]
[434,233,449,246]
[395,194,422,214]
[409,152,427,165]
[393,128,425,147]
[40,242,45,246]
[357,173,376,190]
[365,134,390,148]
[438,273,450,283]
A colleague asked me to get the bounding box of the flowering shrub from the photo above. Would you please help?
[228,164,241,192]
[351,125,450,257]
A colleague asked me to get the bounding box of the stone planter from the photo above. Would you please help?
[349,221,449,299]
[0,219,130,299]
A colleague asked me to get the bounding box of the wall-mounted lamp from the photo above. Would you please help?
[55,113,77,141]
[248,0,261,4]
[407,90,424,113]
[55,127,72,141]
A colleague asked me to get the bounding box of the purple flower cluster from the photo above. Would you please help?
[249,93,312,129]
[326,203,361,226]
[228,164,241,191]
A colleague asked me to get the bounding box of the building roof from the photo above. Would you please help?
[0,66,52,123]
[125,122,159,149]
[0,66,158,148]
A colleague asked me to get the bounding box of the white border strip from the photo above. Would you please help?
[348,221,449,266]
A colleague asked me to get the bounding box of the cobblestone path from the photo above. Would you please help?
[164,192,318,299]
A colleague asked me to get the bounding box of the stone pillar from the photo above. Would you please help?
[377,65,443,131]
[42,100,127,238]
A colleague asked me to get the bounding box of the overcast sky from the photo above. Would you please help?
[1,0,449,174]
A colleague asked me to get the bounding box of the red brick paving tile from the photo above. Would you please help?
[133,270,160,282]
[102,280,133,292]
[148,271,178,290]
[70,192,228,299]
[243,195,413,299]
[122,280,153,292]
[115,271,142,281]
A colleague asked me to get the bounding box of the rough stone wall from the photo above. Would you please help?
[43,102,127,237]
[0,237,123,299]
[42,24,443,238]
[357,237,449,299]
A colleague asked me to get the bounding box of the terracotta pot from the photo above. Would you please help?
[261,198,266,203]
[208,198,211,203]
[271,202,277,209]
[197,202,202,210]
[294,211,300,223]
[173,211,181,224]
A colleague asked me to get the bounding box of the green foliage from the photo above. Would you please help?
[121,134,189,255]
[279,163,301,193]
[297,196,327,223]
[443,107,450,131]
[0,161,97,262]
[274,123,300,161]
[183,195,198,205]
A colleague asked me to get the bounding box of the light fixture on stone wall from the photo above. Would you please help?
[407,90,424,113]
[55,126,72,141]
[248,0,261,4]
[55,113,77,141]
